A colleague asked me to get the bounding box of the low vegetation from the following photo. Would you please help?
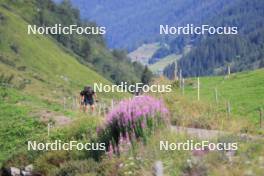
[1,78,264,175]
[156,69,264,135]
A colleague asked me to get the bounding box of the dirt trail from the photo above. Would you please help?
[36,110,72,126]
[171,125,263,140]
[171,126,225,140]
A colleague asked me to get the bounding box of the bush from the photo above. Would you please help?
[34,151,69,175]
[98,96,169,154]
[56,159,99,176]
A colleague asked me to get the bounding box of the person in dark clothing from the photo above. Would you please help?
[80,86,97,113]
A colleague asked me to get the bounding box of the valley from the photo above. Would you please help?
[128,43,160,65]
[0,0,264,175]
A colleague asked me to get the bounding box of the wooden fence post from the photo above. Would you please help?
[182,78,185,95]
[63,97,66,110]
[103,103,106,116]
[174,61,178,81]
[226,101,231,117]
[179,69,182,88]
[197,77,200,101]
[98,103,101,115]
[47,123,52,137]
[111,99,114,110]
[215,88,218,104]
[75,96,78,109]
[227,65,231,78]
[72,97,75,110]
[260,108,263,128]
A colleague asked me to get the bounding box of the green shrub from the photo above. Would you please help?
[56,159,99,176]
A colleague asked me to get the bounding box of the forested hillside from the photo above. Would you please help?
[66,0,232,50]
[3,0,149,85]
[164,0,264,78]
[64,0,264,78]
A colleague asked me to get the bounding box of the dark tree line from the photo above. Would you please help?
[164,0,264,78]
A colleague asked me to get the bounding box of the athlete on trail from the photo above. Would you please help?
[80,86,97,113]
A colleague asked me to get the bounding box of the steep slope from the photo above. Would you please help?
[0,4,122,100]
[0,3,123,165]
[149,54,181,74]
[4,0,147,86]
[128,43,160,65]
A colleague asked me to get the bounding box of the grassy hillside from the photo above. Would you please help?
[128,43,160,65]
[149,54,180,73]
[1,0,147,86]
[0,4,125,166]
[0,5,123,100]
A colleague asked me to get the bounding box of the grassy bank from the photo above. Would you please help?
[183,69,264,122]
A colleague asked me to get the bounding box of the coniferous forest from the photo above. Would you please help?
[164,0,264,78]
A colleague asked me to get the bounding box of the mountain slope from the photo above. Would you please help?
[159,0,264,78]
[0,6,116,99]
[67,0,264,78]
[0,3,126,165]
[164,0,264,77]
[5,0,147,86]
[68,0,231,50]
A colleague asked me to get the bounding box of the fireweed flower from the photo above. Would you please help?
[99,95,169,153]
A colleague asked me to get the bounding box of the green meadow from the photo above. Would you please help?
[183,69,264,122]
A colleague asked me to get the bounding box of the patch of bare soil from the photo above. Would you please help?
[33,110,72,126]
